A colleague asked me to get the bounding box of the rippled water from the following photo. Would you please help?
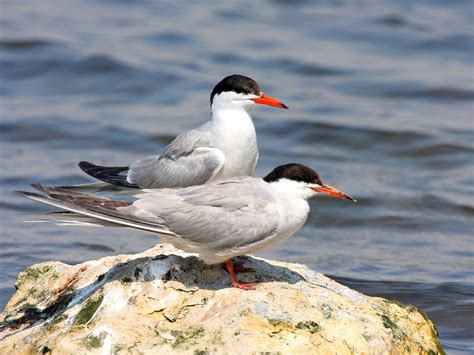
[1,0,473,352]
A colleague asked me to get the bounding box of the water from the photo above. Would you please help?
[1,0,473,352]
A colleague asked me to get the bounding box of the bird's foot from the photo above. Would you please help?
[224,259,256,291]
[231,280,256,290]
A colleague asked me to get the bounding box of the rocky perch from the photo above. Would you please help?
[1,244,443,354]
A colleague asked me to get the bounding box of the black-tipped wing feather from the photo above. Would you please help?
[78,161,138,188]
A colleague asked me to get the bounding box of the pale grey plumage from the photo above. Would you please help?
[128,178,280,252]
[126,123,225,188]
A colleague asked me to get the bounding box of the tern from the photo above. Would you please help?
[18,163,355,290]
[79,74,288,189]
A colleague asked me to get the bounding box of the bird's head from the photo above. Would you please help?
[264,163,356,201]
[210,74,288,112]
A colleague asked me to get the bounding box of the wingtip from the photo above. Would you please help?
[78,161,91,169]
[16,190,39,198]
[15,190,28,197]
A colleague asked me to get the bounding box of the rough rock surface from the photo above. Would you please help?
[1,244,443,354]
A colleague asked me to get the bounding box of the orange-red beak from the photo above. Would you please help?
[251,93,288,109]
[312,184,356,201]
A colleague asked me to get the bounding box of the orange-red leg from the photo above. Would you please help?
[233,261,255,273]
[221,260,255,273]
[224,260,256,290]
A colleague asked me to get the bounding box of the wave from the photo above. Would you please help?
[0,38,62,50]
[376,87,474,101]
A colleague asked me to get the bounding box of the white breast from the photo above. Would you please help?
[250,179,311,252]
[254,190,310,251]
[210,109,258,179]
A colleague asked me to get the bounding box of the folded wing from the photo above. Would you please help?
[126,128,225,188]
[131,179,280,250]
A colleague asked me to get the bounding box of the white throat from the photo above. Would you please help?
[269,178,316,200]
[211,104,254,125]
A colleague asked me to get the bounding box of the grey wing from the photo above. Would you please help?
[127,128,225,188]
[130,179,281,250]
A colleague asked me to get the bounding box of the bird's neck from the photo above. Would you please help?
[209,106,258,178]
[268,179,311,230]
[210,105,254,126]
[210,106,256,137]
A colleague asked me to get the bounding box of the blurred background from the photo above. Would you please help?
[0,0,473,352]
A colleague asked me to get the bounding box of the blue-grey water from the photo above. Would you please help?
[0,0,473,352]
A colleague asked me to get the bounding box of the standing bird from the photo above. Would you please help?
[79,75,288,189]
[18,163,355,290]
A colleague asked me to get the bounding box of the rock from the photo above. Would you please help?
[0,244,443,354]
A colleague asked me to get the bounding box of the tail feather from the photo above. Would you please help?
[16,186,175,236]
[78,161,138,188]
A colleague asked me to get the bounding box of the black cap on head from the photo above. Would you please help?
[263,163,323,185]
[210,74,261,105]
